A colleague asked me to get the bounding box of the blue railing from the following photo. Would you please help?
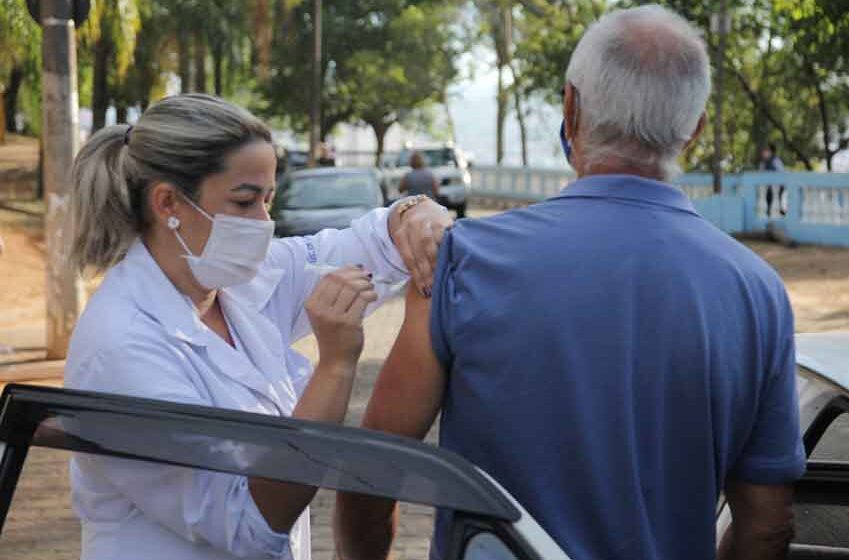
[470,166,849,248]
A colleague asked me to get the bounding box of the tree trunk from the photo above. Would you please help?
[212,43,224,96]
[116,102,128,124]
[807,61,832,171]
[177,24,192,93]
[4,65,24,133]
[194,29,207,93]
[92,32,112,132]
[0,91,6,144]
[508,64,527,166]
[371,121,391,167]
[496,64,506,164]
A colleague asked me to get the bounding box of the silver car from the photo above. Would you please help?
[273,167,385,237]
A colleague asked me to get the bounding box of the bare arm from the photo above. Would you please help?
[718,480,795,560]
[335,288,447,560]
[432,175,441,197]
[251,268,377,533]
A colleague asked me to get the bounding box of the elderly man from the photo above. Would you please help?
[337,5,805,560]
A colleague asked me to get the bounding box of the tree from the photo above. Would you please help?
[347,3,461,163]
[78,0,141,130]
[0,0,41,142]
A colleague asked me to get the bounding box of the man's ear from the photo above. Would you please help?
[686,113,707,149]
[564,83,579,139]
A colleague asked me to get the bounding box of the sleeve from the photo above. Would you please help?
[429,229,456,370]
[268,205,408,342]
[70,334,293,559]
[729,290,806,485]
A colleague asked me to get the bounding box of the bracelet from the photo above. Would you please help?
[397,194,430,219]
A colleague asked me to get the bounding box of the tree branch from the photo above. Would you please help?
[731,67,814,170]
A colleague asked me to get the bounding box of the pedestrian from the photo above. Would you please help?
[760,142,786,217]
[399,151,440,200]
[63,93,451,560]
[336,6,805,560]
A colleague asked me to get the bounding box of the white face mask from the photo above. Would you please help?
[169,194,274,290]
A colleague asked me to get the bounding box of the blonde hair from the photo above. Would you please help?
[68,94,271,274]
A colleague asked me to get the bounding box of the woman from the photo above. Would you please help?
[63,94,451,560]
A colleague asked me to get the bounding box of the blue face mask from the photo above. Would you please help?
[560,119,572,164]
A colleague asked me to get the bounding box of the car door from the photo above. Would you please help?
[0,383,567,560]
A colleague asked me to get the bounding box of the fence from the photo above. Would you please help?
[469,165,849,248]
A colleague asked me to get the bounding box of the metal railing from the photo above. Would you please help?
[467,166,849,248]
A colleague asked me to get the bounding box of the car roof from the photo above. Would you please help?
[796,332,849,392]
[0,384,520,528]
[288,167,378,179]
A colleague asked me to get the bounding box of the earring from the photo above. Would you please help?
[167,216,180,230]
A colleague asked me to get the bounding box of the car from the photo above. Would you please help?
[3,333,849,559]
[383,145,473,218]
[716,331,849,558]
[0,384,570,560]
[272,167,385,237]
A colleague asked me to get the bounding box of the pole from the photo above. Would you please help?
[712,0,728,195]
[41,0,85,359]
[308,0,322,168]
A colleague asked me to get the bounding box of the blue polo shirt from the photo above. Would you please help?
[430,175,806,560]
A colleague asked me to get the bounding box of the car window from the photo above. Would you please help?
[282,174,379,209]
[795,402,849,548]
[463,532,519,560]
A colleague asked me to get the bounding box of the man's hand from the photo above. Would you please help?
[718,480,795,560]
[389,197,452,298]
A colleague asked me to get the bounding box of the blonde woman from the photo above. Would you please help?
[64,94,451,560]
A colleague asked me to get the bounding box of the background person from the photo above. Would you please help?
[63,93,451,560]
[337,6,805,560]
[399,151,440,200]
[759,142,786,217]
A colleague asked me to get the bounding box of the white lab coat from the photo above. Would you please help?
[64,208,407,560]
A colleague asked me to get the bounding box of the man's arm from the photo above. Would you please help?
[717,480,795,560]
[335,287,447,560]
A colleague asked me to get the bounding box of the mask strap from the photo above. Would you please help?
[174,230,196,258]
[178,190,214,222]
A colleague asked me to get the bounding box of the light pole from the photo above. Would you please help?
[711,0,730,195]
[308,0,322,168]
[29,0,88,359]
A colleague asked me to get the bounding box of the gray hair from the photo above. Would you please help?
[68,94,271,274]
[565,5,711,179]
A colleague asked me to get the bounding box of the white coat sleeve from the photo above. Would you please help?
[266,206,408,341]
[72,333,293,559]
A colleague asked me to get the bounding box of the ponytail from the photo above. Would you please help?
[67,124,135,274]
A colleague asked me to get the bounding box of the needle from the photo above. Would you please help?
[304,263,407,287]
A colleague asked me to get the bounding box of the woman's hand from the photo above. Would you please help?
[389,197,454,298]
[305,267,377,371]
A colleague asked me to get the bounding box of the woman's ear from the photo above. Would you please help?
[149,183,181,226]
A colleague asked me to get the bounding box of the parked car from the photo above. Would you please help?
[383,145,472,217]
[0,384,570,560]
[2,332,849,558]
[272,167,385,237]
[715,331,849,557]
